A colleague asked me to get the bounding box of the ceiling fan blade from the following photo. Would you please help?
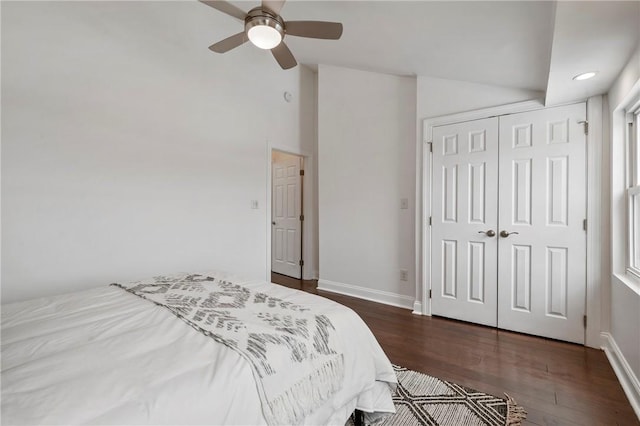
[271,42,297,70]
[262,0,286,15]
[209,32,248,53]
[199,1,247,21]
[285,21,343,40]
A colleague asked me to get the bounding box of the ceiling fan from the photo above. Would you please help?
[200,0,343,70]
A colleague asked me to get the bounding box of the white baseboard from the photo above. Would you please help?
[601,332,640,419]
[412,301,423,315]
[317,279,414,310]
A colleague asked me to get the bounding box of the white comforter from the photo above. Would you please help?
[1,275,396,425]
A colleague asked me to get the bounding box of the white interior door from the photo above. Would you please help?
[271,154,302,278]
[431,117,499,327]
[497,103,586,344]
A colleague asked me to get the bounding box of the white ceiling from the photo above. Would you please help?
[545,1,640,105]
[205,0,639,104]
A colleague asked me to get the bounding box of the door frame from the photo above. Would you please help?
[266,144,316,282]
[415,97,604,348]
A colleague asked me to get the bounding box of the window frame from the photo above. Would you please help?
[626,104,640,278]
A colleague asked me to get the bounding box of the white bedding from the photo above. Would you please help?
[1,275,396,425]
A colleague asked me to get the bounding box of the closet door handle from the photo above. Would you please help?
[478,230,496,237]
[500,230,519,238]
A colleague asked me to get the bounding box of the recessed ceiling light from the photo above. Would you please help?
[572,72,597,81]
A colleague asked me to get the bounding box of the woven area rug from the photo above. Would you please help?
[350,365,526,426]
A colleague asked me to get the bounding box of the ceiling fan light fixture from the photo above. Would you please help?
[245,10,284,50]
[247,24,282,49]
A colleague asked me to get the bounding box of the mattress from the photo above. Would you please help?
[1,273,396,425]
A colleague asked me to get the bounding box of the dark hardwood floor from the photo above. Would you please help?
[271,272,639,426]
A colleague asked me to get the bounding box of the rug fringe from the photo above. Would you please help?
[503,393,527,426]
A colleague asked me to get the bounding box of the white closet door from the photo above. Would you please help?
[431,117,499,327]
[497,103,586,344]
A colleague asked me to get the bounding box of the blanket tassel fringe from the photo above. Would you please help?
[266,356,344,425]
[504,393,527,426]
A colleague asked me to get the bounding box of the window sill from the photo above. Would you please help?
[613,272,640,297]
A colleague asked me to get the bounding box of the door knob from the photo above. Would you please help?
[272,221,276,225]
[500,230,519,238]
[478,230,496,237]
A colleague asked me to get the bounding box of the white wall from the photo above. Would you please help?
[416,76,543,119]
[606,41,640,413]
[609,46,640,111]
[268,67,319,281]
[1,2,315,302]
[317,65,416,308]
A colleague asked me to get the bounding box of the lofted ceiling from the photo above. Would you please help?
[205,0,639,105]
[5,1,637,106]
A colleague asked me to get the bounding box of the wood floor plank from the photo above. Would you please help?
[271,273,640,425]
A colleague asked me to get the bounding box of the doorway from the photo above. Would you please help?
[430,103,587,344]
[271,150,304,279]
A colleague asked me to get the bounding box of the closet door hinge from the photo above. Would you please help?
[299,260,304,266]
[578,120,589,135]
[429,216,432,226]
[583,315,587,328]
[583,219,587,231]
[427,142,433,153]
[300,169,305,176]
[300,214,304,221]
[429,289,432,299]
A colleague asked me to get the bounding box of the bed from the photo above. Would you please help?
[1,271,396,425]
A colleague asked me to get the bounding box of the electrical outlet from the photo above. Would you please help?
[251,200,259,209]
[400,269,408,281]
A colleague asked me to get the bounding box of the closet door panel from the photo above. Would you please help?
[497,103,586,344]
[431,117,499,327]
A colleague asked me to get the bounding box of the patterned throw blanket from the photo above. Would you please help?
[112,274,344,425]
